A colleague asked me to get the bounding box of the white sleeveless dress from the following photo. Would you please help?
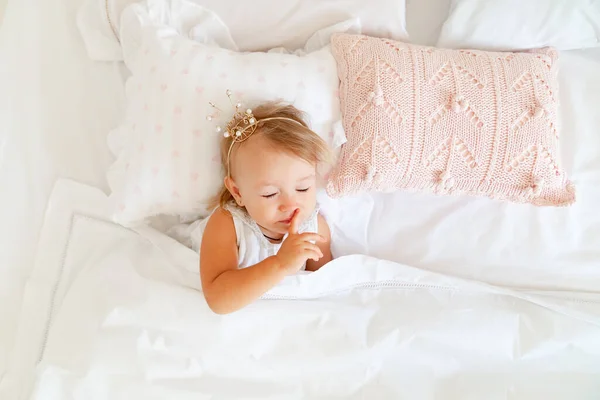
[190,203,320,270]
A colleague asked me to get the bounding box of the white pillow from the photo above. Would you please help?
[77,0,408,60]
[437,0,600,51]
[107,3,347,226]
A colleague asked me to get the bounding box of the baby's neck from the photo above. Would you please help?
[256,224,284,243]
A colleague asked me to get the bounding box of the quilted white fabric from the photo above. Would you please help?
[438,0,600,51]
[107,3,348,226]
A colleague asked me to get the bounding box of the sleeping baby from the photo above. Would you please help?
[197,100,333,314]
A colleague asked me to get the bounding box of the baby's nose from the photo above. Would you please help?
[278,195,297,212]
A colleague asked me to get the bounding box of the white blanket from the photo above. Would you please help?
[3,179,600,399]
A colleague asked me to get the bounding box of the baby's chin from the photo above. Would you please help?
[262,221,294,237]
[270,222,291,234]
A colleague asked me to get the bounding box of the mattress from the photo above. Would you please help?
[2,0,600,397]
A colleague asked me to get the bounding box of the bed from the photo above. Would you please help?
[1,0,600,398]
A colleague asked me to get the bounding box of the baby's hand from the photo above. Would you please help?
[275,209,324,274]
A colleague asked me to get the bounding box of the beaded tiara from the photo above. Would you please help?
[207,90,303,176]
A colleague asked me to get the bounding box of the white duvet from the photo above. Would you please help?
[2,180,599,399]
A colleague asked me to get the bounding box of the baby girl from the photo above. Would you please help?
[199,102,333,314]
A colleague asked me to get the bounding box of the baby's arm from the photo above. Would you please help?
[305,214,333,271]
[200,208,324,314]
[200,208,287,314]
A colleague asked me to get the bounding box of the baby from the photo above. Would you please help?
[200,102,333,314]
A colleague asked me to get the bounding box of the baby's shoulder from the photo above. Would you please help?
[213,206,233,219]
[203,207,236,240]
[316,213,331,238]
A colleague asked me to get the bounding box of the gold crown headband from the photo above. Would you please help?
[208,90,304,177]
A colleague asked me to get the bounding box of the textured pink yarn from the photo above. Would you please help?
[327,34,575,206]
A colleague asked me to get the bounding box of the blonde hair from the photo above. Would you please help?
[211,102,331,209]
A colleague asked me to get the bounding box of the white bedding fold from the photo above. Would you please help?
[3,180,600,399]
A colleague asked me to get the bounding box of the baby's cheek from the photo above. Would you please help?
[306,192,317,209]
[267,204,281,221]
[253,201,274,222]
[244,199,263,218]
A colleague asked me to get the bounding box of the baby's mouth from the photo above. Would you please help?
[278,208,300,225]
[279,215,294,224]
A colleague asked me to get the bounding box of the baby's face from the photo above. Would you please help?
[230,136,317,237]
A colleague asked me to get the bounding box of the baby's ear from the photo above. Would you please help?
[224,176,244,206]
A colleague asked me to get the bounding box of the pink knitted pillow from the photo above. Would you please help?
[327,34,575,206]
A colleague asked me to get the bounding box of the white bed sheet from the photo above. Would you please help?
[406,0,451,45]
[0,0,127,385]
[2,0,600,396]
[3,179,600,399]
[0,0,7,25]
[78,0,408,60]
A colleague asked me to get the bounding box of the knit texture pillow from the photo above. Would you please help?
[327,33,575,206]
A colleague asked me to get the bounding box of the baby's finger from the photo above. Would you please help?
[303,248,322,262]
[288,209,301,235]
[304,243,324,259]
[298,233,326,243]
